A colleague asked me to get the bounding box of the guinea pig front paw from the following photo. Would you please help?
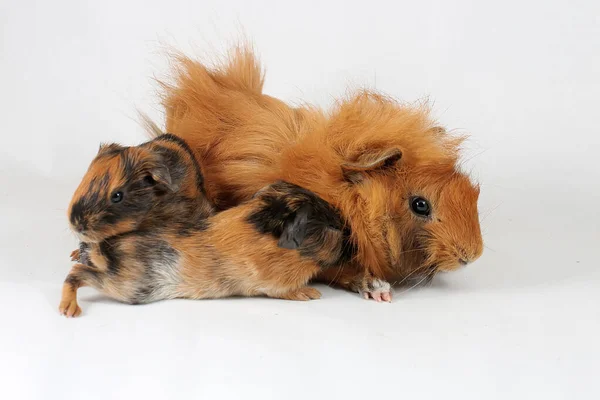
[360,278,392,303]
[70,249,80,262]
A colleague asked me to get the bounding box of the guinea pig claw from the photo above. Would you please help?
[381,291,392,303]
[372,292,383,302]
[361,290,392,302]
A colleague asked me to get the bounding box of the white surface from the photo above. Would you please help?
[1,1,599,399]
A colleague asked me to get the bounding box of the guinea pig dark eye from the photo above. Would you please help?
[410,197,431,217]
[111,191,124,203]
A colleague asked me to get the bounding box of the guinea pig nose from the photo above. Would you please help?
[458,258,468,266]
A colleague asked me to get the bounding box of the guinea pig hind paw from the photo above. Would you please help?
[58,299,82,318]
[275,287,322,301]
[380,291,392,302]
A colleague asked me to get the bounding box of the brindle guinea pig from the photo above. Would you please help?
[59,134,353,317]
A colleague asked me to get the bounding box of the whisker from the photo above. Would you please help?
[484,244,496,252]
[397,274,430,295]
[479,202,503,216]
[395,264,431,287]
[479,202,503,223]
[460,147,491,165]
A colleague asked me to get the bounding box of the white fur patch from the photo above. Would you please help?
[370,278,391,293]
[144,254,182,302]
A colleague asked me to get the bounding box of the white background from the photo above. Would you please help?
[1,1,599,399]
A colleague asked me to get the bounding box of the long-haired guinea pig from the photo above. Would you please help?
[59,134,353,317]
[158,45,483,301]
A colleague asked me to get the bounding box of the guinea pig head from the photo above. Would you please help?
[68,143,178,243]
[341,145,483,279]
[398,163,483,273]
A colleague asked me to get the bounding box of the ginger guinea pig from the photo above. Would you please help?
[60,134,352,317]
[159,46,483,301]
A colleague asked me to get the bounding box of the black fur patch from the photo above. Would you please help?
[97,143,127,158]
[65,274,80,287]
[248,182,344,235]
[247,181,355,268]
[278,204,311,249]
[153,134,206,196]
[135,194,210,236]
[135,237,177,267]
[99,239,121,275]
[70,175,112,227]
[70,190,100,227]
[248,194,293,237]
[69,199,86,227]
[154,145,186,186]
[121,151,137,180]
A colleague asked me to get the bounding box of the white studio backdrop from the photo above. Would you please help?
[0,1,599,399]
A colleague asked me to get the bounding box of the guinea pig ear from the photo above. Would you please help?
[341,148,402,184]
[149,165,179,192]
